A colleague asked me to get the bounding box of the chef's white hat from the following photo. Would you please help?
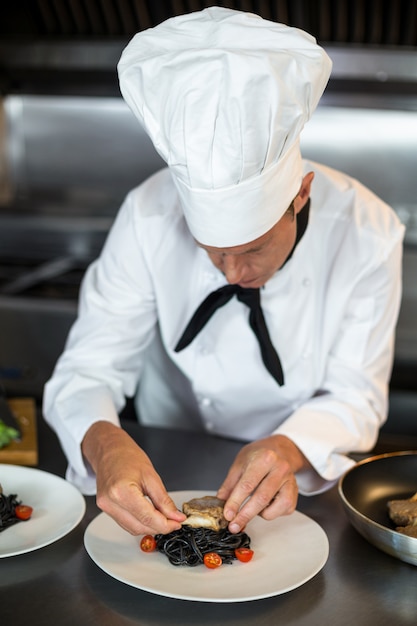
[118,7,332,246]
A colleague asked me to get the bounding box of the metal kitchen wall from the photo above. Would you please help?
[1,1,417,96]
[1,0,416,44]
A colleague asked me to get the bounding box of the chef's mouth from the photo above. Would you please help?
[230,277,266,289]
[222,270,269,289]
[237,280,260,288]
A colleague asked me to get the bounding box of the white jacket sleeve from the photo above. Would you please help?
[43,191,158,493]
[275,222,404,495]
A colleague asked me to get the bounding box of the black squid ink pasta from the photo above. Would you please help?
[155,526,251,566]
[0,490,22,532]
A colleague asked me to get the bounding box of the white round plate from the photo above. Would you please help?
[84,490,329,603]
[0,464,86,557]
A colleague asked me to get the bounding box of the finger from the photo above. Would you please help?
[222,449,277,522]
[105,503,184,536]
[229,473,298,532]
[128,490,184,532]
[216,464,245,503]
[217,443,255,502]
[226,475,279,532]
[98,475,185,535]
[145,479,187,523]
[259,477,298,520]
[100,489,184,536]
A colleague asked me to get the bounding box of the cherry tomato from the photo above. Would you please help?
[140,535,157,552]
[203,552,222,569]
[15,504,33,520]
[234,547,254,563]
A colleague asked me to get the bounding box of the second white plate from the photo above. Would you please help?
[0,464,86,558]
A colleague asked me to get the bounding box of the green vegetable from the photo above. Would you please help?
[0,420,19,449]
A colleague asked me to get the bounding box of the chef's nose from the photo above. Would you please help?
[223,255,245,284]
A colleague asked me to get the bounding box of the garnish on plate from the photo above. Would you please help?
[0,419,20,449]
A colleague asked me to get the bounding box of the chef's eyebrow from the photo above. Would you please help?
[240,242,266,254]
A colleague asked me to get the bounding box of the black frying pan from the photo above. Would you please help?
[340,451,417,527]
[338,451,417,565]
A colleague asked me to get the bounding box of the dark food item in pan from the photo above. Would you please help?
[396,524,417,538]
[387,491,417,537]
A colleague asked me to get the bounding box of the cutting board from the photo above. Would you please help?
[0,398,38,466]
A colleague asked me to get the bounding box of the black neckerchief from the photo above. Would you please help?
[174,199,311,386]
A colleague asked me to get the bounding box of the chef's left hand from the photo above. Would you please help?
[216,434,309,533]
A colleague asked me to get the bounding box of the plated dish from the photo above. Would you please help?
[338,451,417,566]
[84,490,329,603]
[0,464,86,558]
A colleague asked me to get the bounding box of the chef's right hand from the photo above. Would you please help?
[81,421,186,535]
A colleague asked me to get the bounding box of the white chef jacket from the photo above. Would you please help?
[43,160,404,496]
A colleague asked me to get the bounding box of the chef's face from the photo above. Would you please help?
[197,172,313,289]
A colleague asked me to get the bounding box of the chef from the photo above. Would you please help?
[43,7,404,537]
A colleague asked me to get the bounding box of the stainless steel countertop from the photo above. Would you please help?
[1,415,417,626]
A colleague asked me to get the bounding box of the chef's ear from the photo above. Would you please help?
[294,171,314,214]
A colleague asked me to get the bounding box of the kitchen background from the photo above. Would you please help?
[0,0,416,432]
